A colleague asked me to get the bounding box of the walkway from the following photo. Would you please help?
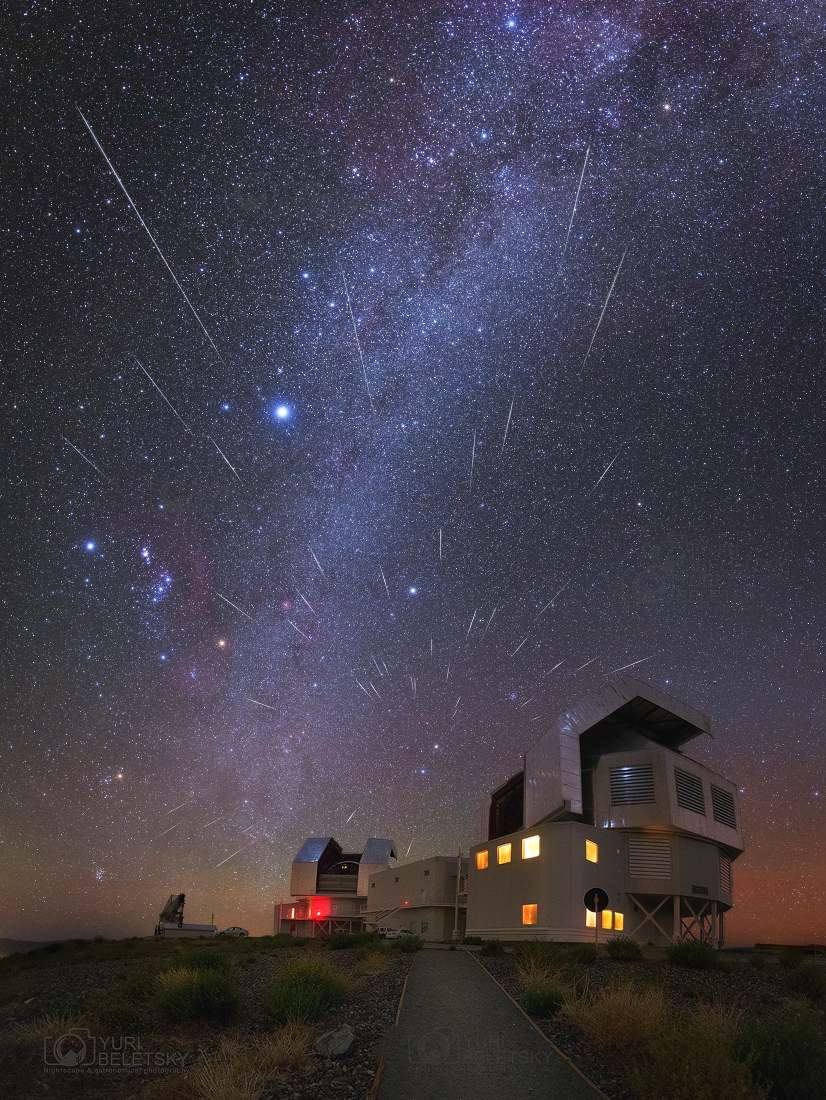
[376,949,603,1100]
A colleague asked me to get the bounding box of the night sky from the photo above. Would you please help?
[3,2,825,946]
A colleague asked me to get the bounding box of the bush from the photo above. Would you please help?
[784,961,826,1003]
[262,959,347,1026]
[667,939,725,970]
[462,936,483,945]
[568,943,599,966]
[748,951,768,969]
[326,933,358,950]
[523,982,566,1017]
[176,949,232,972]
[154,967,239,1023]
[630,1006,763,1100]
[777,951,800,970]
[479,939,504,956]
[563,984,667,1067]
[735,1008,826,1100]
[606,936,643,962]
[393,935,424,953]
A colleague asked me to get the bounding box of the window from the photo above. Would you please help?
[421,921,428,933]
[601,909,613,930]
[614,912,624,931]
[394,876,399,883]
[497,842,512,864]
[424,869,430,876]
[610,764,656,805]
[522,904,538,925]
[585,909,596,928]
[675,768,705,815]
[476,850,489,870]
[371,883,375,889]
[586,839,598,863]
[711,785,737,829]
[522,835,540,859]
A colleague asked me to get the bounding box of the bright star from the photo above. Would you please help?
[409,587,417,595]
[276,405,290,419]
[85,541,96,552]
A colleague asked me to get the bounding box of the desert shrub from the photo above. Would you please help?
[563,984,667,1067]
[326,933,357,950]
[568,943,599,966]
[393,935,424,953]
[783,961,826,1003]
[748,951,768,969]
[154,967,239,1023]
[606,936,643,962]
[523,982,565,1017]
[630,1005,763,1100]
[262,959,346,1026]
[86,987,144,1033]
[479,939,504,956]
[734,1007,826,1100]
[462,936,483,945]
[513,941,564,967]
[188,1025,314,1100]
[177,950,232,973]
[667,939,724,970]
[777,951,799,969]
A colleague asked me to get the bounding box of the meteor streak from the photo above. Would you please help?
[583,248,627,365]
[346,809,357,823]
[469,429,477,492]
[356,679,372,697]
[164,801,189,815]
[559,144,590,269]
[342,272,374,410]
[574,657,598,672]
[501,394,515,455]
[202,817,224,829]
[309,547,327,579]
[63,437,107,479]
[77,107,223,361]
[537,582,570,618]
[480,605,498,638]
[466,609,478,639]
[132,357,192,434]
[380,567,390,598]
[207,435,243,483]
[590,452,619,493]
[511,636,529,656]
[215,847,245,868]
[216,593,254,621]
[298,592,316,615]
[606,655,655,675]
[155,822,181,839]
[286,619,309,640]
[247,697,277,711]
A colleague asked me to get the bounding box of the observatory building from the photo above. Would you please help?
[467,677,743,945]
[275,836,396,937]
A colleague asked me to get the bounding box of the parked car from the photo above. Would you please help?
[216,926,249,937]
[381,928,415,940]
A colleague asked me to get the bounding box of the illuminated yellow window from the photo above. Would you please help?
[614,912,624,931]
[586,840,598,863]
[522,904,538,925]
[522,835,540,859]
[585,909,596,928]
[602,909,613,930]
[476,850,489,870]
[497,843,512,864]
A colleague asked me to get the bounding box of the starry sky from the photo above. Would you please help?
[2,1,825,945]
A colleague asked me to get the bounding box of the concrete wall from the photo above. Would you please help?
[364,855,467,941]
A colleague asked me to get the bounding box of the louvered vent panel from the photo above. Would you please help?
[675,768,705,815]
[628,837,672,878]
[610,765,656,805]
[711,785,737,829]
[719,851,732,893]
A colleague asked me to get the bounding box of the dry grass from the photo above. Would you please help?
[561,982,668,1066]
[356,947,391,977]
[8,1009,95,1048]
[186,1027,314,1100]
[156,965,198,988]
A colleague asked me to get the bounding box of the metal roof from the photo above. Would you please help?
[293,837,340,864]
[361,838,397,864]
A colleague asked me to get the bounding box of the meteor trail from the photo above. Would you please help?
[286,619,309,640]
[247,697,277,711]
[164,801,189,815]
[298,592,316,615]
[537,582,570,618]
[466,609,478,639]
[215,847,245,868]
[356,679,372,698]
[559,144,590,269]
[469,429,477,492]
[309,547,327,579]
[371,654,384,677]
[583,248,627,365]
[216,593,254,621]
[155,822,181,839]
[63,437,107,479]
[439,527,442,560]
[590,452,619,493]
[207,435,243,483]
[342,272,374,410]
[606,655,655,675]
[131,357,192,434]
[511,636,529,657]
[574,657,598,672]
[480,605,498,638]
[501,394,515,455]
[202,817,224,829]
[380,567,390,598]
[549,660,565,673]
[346,808,357,824]
[77,107,223,361]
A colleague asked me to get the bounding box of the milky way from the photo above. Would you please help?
[3,2,825,941]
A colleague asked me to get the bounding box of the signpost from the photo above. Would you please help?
[584,888,609,949]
